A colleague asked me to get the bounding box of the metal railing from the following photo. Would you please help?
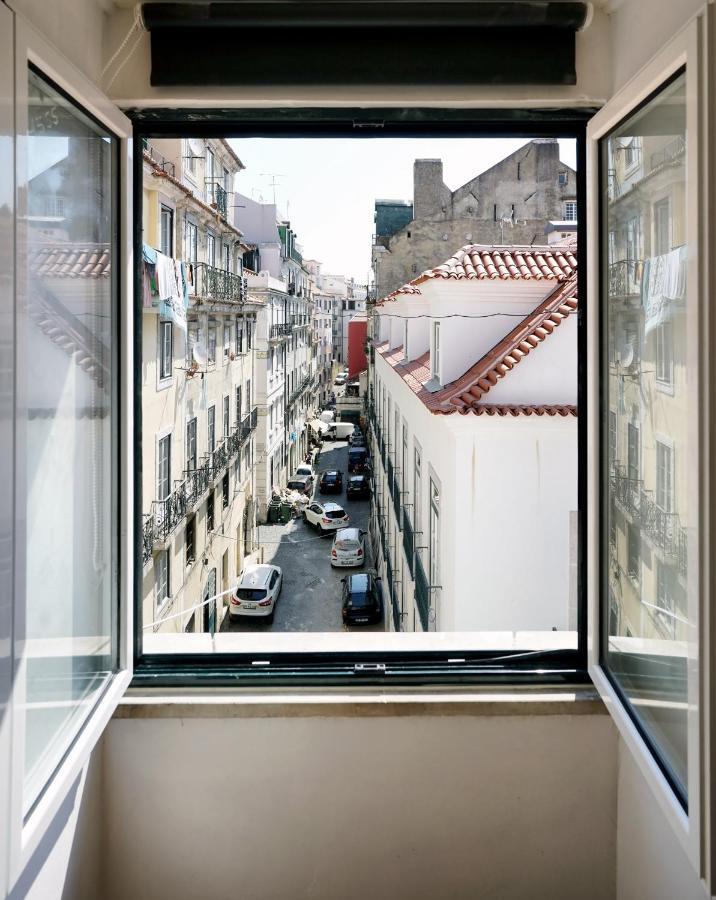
[288,374,313,407]
[608,259,642,298]
[143,407,258,563]
[649,136,685,173]
[270,323,292,340]
[611,466,641,520]
[402,512,415,578]
[194,262,247,303]
[205,180,228,218]
[143,143,176,177]
[386,556,401,632]
[414,554,430,632]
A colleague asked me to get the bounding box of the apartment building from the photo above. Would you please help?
[372,143,577,298]
[141,138,261,634]
[369,243,578,632]
[237,195,319,516]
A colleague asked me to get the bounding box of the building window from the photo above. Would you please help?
[558,171,568,186]
[655,323,673,386]
[223,395,230,437]
[655,440,673,512]
[155,549,170,610]
[159,319,173,379]
[563,200,577,221]
[207,490,215,532]
[208,405,216,453]
[431,322,440,381]
[160,204,173,256]
[653,197,671,255]
[623,137,640,170]
[246,379,251,408]
[224,243,231,272]
[208,320,217,364]
[235,318,243,354]
[656,560,675,636]
[222,472,230,508]
[186,418,197,472]
[413,446,422,533]
[185,219,198,265]
[224,320,231,362]
[185,516,196,565]
[627,421,639,484]
[235,386,242,424]
[158,434,171,500]
[247,321,252,350]
[627,524,640,581]
[206,232,216,268]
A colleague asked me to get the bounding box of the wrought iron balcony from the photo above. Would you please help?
[608,259,642,298]
[143,143,176,178]
[152,482,189,544]
[639,489,688,579]
[288,374,313,407]
[142,514,155,564]
[649,136,685,173]
[185,457,211,507]
[270,323,292,341]
[194,262,247,304]
[205,180,228,218]
[402,512,415,578]
[414,554,430,632]
[611,466,641,520]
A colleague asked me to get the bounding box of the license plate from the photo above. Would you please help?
[355,617,368,623]
[243,603,256,610]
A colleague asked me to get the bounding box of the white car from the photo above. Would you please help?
[334,374,347,386]
[229,564,282,622]
[330,527,366,568]
[303,501,350,533]
[294,463,314,479]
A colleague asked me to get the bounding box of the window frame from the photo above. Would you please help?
[4,13,134,889]
[131,109,590,685]
[158,318,173,381]
[587,14,711,883]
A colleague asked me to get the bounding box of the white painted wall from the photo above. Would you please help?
[100,708,618,900]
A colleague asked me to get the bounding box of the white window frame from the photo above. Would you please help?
[655,322,674,390]
[655,437,674,514]
[563,199,577,221]
[587,14,710,885]
[223,394,230,438]
[3,13,133,889]
[158,318,173,383]
[157,430,172,501]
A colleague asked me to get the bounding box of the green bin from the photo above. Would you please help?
[267,500,281,523]
[279,501,293,524]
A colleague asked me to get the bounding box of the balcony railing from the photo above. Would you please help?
[194,262,247,304]
[611,466,641,520]
[205,180,228,218]
[608,259,642,298]
[386,556,401,632]
[143,143,176,177]
[402,512,415,578]
[143,408,258,563]
[414,554,430,632]
[270,323,293,341]
[288,374,313,407]
[649,136,686,173]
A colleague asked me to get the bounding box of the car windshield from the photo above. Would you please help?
[325,509,346,519]
[288,481,305,489]
[237,588,267,601]
[349,477,364,484]
[347,591,373,608]
[323,473,338,481]
[336,539,360,550]
[349,449,367,458]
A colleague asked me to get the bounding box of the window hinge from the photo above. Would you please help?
[352,120,384,130]
[353,663,386,674]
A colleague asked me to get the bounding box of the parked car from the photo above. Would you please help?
[346,474,371,500]
[287,473,314,495]
[330,527,366,568]
[319,470,343,493]
[295,463,314,479]
[348,447,370,473]
[303,501,350,533]
[229,564,282,622]
[349,431,366,448]
[341,572,383,626]
[334,373,347,386]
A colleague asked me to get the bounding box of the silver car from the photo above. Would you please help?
[330,527,366,568]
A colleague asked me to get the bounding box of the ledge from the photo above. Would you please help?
[115,687,605,720]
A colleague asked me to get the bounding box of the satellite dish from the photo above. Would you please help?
[620,344,634,369]
[192,340,207,366]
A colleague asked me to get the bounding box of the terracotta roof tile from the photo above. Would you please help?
[30,245,111,279]
[375,242,577,305]
[377,276,578,418]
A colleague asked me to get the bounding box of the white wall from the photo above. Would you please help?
[101,707,618,900]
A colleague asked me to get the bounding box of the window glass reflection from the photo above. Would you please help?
[603,71,690,799]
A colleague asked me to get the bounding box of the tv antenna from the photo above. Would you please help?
[259,173,284,205]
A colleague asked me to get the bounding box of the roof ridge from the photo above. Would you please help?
[432,275,578,411]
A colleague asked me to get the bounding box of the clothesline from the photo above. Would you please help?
[142,243,190,334]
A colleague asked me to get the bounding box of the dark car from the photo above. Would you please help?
[349,431,366,448]
[319,470,343,494]
[347,447,369,473]
[341,573,383,626]
[346,474,370,500]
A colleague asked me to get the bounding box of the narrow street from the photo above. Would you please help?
[222,437,382,633]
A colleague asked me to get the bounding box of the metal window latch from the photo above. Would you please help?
[353,663,386,674]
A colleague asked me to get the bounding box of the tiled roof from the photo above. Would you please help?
[376,275,578,417]
[375,242,577,305]
[30,245,111,279]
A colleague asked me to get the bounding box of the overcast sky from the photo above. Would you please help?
[228,137,576,283]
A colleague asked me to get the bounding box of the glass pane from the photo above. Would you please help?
[23,68,117,814]
[602,71,690,799]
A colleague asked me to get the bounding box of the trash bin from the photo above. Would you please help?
[267,500,281,523]
[279,501,292,524]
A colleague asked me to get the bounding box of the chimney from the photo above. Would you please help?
[414,159,449,220]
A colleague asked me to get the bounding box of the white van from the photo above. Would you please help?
[319,410,335,423]
[325,422,355,441]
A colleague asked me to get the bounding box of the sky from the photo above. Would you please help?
[228,137,576,283]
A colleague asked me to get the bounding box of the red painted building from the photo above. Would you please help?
[347,314,368,379]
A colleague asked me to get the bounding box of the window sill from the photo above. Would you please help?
[116,686,604,719]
